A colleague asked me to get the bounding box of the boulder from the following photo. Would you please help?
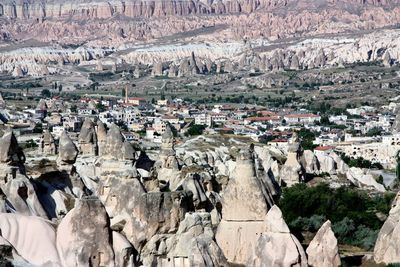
[346,167,385,192]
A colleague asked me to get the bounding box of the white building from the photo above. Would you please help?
[284,114,321,125]
[194,114,212,126]
[52,126,66,137]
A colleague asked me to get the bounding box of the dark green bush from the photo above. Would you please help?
[185,124,207,136]
[279,183,395,250]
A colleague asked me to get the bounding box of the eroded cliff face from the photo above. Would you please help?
[0,0,287,19]
[1,0,400,45]
[1,0,399,20]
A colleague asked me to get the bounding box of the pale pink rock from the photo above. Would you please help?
[0,213,60,266]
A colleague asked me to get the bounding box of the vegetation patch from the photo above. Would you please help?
[279,183,395,250]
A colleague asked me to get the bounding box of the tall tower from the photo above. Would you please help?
[125,85,128,104]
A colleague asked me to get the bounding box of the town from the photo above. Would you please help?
[1,86,399,174]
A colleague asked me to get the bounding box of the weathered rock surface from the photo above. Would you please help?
[123,191,193,251]
[0,213,60,266]
[0,130,25,165]
[104,123,135,160]
[247,205,308,267]
[58,131,78,165]
[99,176,146,219]
[156,124,181,189]
[346,167,385,192]
[306,220,341,267]
[374,192,400,264]
[141,212,228,267]
[215,147,275,264]
[78,117,98,155]
[219,148,271,221]
[97,120,107,156]
[40,130,57,155]
[280,133,304,186]
[56,196,115,267]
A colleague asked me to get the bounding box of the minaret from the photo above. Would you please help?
[125,85,128,104]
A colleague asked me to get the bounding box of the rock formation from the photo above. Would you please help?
[40,130,57,155]
[374,192,400,264]
[58,131,78,165]
[155,124,181,189]
[0,130,48,217]
[141,212,228,266]
[151,61,163,77]
[215,147,274,264]
[247,205,308,267]
[0,213,60,266]
[306,220,341,267]
[123,191,193,251]
[97,120,107,156]
[0,93,4,107]
[168,64,178,77]
[0,120,393,267]
[104,123,128,160]
[280,133,305,186]
[0,130,25,165]
[78,117,98,155]
[56,196,116,267]
[346,167,385,192]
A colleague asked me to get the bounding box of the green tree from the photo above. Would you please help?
[185,124,206,136]
[33,123,43,134]
[297,128,318,150]
[366,127,383,137]
[96,103,106,112]
[320,115,330,125]
[41,89,51,98]
[70,105,78,113]
[279,183,395,250]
